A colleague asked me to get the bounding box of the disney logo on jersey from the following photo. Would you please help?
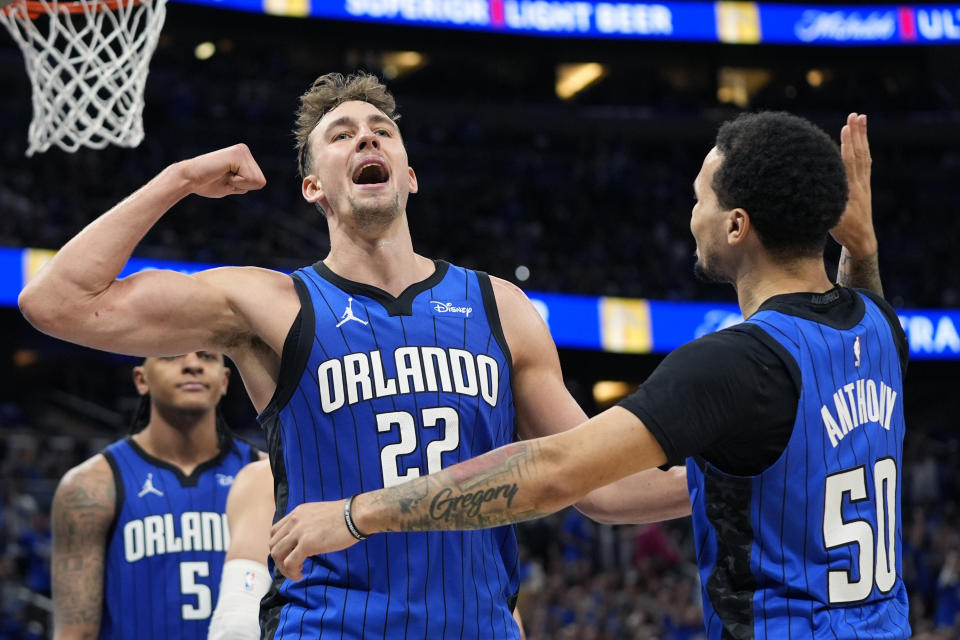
[429,300,473,318]
[216,473,234,487]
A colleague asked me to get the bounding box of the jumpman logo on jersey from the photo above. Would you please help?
[854,335,862,367]
[336,297,368,327]
[137,473,164,498]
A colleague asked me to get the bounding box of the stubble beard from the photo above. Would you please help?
[693,256,729,284]
[349,192,403,231]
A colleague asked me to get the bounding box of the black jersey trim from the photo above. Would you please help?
[124,437,231,488]
[311,259,450,317]
[856,289,909,378]
[100,448,124,545]
[701,465,757,640]
[755,286,865,331]
[475,271,517,441]
[257,273,311,423]
[260,408,290,640]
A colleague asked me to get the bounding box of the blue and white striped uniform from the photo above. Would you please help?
[100,436,258,640]
[259,260,520,640]
[688,292,909,639]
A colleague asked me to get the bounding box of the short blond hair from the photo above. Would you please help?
[294,72,400,178]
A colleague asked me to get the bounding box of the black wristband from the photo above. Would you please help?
[343,494,368,541]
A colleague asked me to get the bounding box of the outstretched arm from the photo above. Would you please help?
[832,112,882,296]
[51,456,116,640]
[492,277,690,525]
[269,407,667,580]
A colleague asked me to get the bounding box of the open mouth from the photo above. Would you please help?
[352,161,390,186]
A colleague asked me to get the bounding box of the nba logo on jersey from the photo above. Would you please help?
[243,570,257,592]
[854,335,862,367]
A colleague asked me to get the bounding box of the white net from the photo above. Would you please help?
[0,0,167,155]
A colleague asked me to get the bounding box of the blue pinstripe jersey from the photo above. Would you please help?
[259,259,520,640]
[687,292,909,639]
[99,436,258,640]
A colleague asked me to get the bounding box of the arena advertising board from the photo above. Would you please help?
[8,247,960,360]
[172,0,960,45]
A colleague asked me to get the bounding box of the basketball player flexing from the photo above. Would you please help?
[48,352,260,639]
[272,113,911,639]
[20,72,685,638]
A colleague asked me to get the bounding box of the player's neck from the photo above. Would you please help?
[735,256,834,319]
[133,407,221,475]
[325,220,434,297]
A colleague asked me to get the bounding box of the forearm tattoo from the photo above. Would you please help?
[837,248,883,297]
[376,440,550,532]
[52,472,114,634]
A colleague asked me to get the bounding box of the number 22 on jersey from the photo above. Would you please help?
[377,407,460,488]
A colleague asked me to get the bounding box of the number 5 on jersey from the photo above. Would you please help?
[378,407,460,488]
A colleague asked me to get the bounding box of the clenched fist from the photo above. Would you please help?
[175,143,267,199]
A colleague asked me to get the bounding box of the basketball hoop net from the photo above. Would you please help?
[0,0,167,155]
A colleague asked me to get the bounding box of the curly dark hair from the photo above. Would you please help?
[713,111,848,259]
[294,71,400,179]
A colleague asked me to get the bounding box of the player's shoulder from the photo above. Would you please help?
[672,323,792,373]
[487,275,536,314]
[226,459,272,515]
[60,451,114,486]
[233,458,271,489]
[53,452,117,515]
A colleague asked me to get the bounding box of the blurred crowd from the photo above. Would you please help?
[0,13,959,309]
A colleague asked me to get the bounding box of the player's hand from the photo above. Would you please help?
[269,499,360,581]
[175,143,267,199]
[830,113,876,258]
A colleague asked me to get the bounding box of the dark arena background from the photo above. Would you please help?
[2,1,960,637]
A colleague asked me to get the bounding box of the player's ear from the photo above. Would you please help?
[132,365,149,396]
[303,175,324,203]
[220,367,231,397]
[407,167,418,195]
[727,208,749,245]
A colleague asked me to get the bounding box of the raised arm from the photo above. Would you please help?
[831,112,882,296]
[50,456,116,640]
[209,459,274,640]
[269,406,668,580]
[17,145,279,358]
[493,277,689,524]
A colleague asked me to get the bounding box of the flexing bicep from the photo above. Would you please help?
[491,278,587,440]
[51,457,116,640]
[22,265,239,357]
[23,265,295,365]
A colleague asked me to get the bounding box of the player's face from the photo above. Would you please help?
[302,100,418,229]
[134,351,229,413]
[690,147,732,283]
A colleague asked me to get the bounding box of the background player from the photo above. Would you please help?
[270,112,912,639]
[49,351,260,639]
[19,71,684,638]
